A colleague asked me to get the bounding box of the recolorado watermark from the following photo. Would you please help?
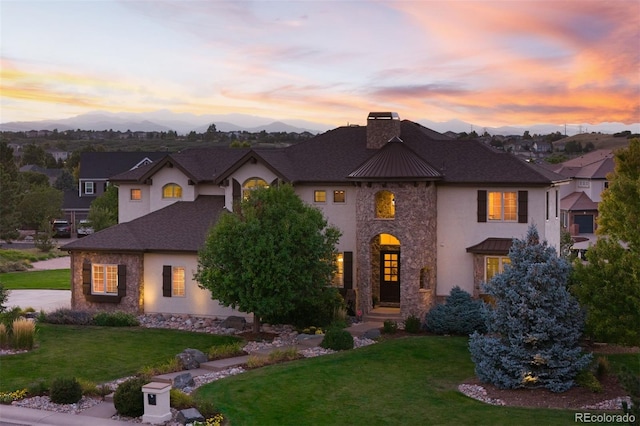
[575,412,635,423]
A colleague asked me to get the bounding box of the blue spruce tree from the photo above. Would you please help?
[469,225,591,392]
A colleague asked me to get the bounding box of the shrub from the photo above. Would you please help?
[138,357,181,377]
[0,389,28,404]
[425,287,487,335]
[0,283,8,313]
[11,318,35,350]
[246,355,268,368]
[403,315,421,334]
[576,369,602,393]
[170,388,194,410]
[196,400,221,419]
[114,376,148,417]
[320,328,353,351]
[382,320,398,334]
[49,377,82,404]
[208,342,245,360]
[92,311,139,327]
[267,287,344,328]
[0,323,8,348]
[0,307,23,330]
[268,347,300,363]
[44,308,93,325]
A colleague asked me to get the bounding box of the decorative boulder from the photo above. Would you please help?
[176,407,205,424]
[221,315,246,331]
[176,348,208,370]
[172,373,194,390]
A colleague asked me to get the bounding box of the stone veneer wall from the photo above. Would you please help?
[355,182,437,319]
[70,251,144,313]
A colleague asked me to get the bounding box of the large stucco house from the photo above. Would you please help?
[63,112,567,321]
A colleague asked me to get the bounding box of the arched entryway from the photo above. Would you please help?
[370,233,401,306]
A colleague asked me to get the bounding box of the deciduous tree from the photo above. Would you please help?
[87,185,118,231]
[196,184,341,332]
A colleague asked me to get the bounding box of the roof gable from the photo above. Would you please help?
[79,152,167,179]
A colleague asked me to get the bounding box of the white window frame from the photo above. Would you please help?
[488,191,517,222]
[84,181,94,195]
[484,256,511,283]
[578,180,590,188]
[92,264,118,295]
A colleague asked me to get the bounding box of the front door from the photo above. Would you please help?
[380,251,400,303]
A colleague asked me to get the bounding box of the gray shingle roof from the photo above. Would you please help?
[79,152,167,179]
[63,196,226,253]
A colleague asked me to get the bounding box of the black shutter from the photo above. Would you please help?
[343,252,353,290]
[518,191,528,223]
[232,179,241,206]
[82,262,91,295]
[477,190,487,222]
[117,265,127,297]
[162,265,172,297]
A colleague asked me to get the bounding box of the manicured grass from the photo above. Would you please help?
[0,248,66,263]
[195,336,596,425]
[0,324,240,392]
[0,269,70,290]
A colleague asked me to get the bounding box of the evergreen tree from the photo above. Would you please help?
[469,226,591,393]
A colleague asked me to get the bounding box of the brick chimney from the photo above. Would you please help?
[366,112,401,149]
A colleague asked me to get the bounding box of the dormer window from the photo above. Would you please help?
[375,190,395,219]
[242,177,269,200]
[162,183,182,199]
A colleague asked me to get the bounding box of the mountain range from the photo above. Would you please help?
[1,110,638,136]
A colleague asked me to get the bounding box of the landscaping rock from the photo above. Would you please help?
[176,348,207,370]
[220,315,246,330]
[176,407,205,424]
[363,328,381,340]
[172,373,195,390]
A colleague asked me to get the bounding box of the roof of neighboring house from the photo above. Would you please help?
[111,120,566,187]
[19,165,63,184]
[62,190,93,211]
[561,191,599,211]
[552,150,614,179]
[63,196,226,253]
[79,152,168,180]
[466,238,513,255]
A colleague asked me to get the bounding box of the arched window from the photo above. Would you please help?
[242,177,269,200]
[375,190,395,218]
[162,183,182,199]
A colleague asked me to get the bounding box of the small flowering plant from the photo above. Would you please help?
[356,310,363,321]
[193,413,224,426]
[0,388,28,404]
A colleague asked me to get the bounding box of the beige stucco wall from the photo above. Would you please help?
[143,253,252,319]
[118,183,151,223]
[149,167,196,211]
[435,185,560,297]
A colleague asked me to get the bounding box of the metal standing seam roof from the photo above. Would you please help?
[347,136,443,181]
[466,238,513,254]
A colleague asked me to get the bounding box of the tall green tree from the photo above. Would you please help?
[0,142,21,241]
[572,139,640,346]
[18,186,63,231]
[196,184,341,332]
[87,185,118,231]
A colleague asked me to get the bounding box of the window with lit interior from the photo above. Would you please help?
[375,190,395,218]
[130,188,142,201]
[92,264,118,295]
[162,183,182,199]
[488,192,517,221]
[333,190,346,203]
[332,253,344,287]
[314,190,326,203]
[172,267,185,297]
[485,256,511,282]
[242,178,269,200]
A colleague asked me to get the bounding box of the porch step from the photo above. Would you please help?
[363,308,403,323]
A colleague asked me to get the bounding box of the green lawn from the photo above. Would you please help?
[195,336,629,426]
[0,324,240,391]
[0,269,70,290]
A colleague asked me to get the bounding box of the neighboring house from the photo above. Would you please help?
[551,150,614,235]
[77,152,167,198]
[64,112,567,321]
[19,165,63,186]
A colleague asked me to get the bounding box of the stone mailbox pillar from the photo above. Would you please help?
[142,382,172,424]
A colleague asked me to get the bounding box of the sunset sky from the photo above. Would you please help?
[1,0,639,128]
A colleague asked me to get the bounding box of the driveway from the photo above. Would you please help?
[4,256,72,312]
